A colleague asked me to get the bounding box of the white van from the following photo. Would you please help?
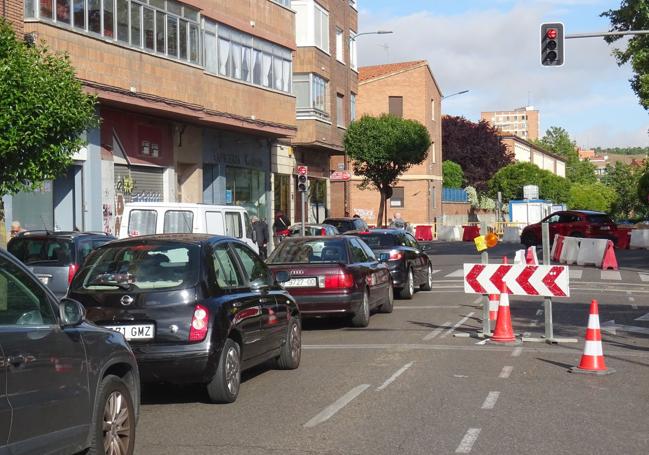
[118,202,258,253]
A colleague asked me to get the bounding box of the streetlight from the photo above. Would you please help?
[442,89,469,100]
[351,30,394,40]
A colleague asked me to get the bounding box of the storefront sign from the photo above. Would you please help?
[330,171,351,182]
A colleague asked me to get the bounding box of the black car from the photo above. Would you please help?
[322,217,369,234]
[0,248,140,455]
[68,234,301,403]
[351,229,433,299]
[7,230,115,298]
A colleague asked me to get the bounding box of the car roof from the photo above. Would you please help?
[278,235,355,241]
[289,224,334,228]
[323,217,358,221]
[350,229,403,235]
[11,231,114,240]
[101,233,233,246]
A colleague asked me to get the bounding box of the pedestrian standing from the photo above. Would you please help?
[251,216,269,260]
[273,210,290,245]
[390,212,407,230]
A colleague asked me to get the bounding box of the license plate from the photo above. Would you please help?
[599,226,610,231]
[284,277,317,288]
[37,276,50,285]
[104,324,155,340]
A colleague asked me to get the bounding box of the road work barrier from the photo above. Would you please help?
[630,229,649,249]
[414,225,434,241]
[437,225,462,241]
[501,226,522,243]
[554,235,618,270]
[462,225,481,241]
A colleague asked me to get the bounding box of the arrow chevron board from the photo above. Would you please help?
[463,264,570,297]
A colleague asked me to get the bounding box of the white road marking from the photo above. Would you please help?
[536,309,543,316]
[569,269,583,280]
[629,296,636,302]
[529,320,538,327]
[635,312,649,321]
[640,273,649,282]
[376,362,414,391]
[304,384,370,428]
[446,269,465,278]
[473,296,482,305]
[396,305,460,310]
[455,428,481,453]
[499,366,513,379]
[432,269,441,275]
[441,312,475,338]
[423,321,452,341]
[481,391,500,409]
[601,270,622,281]
[631,304,638,310]
[511,347,523,357]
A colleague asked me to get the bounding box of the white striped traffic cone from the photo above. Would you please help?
[488,294,499,321]
[570,300,615,375]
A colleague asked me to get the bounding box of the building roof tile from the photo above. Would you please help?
[358,60,427,82]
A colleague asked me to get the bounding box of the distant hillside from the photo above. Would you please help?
[594,146,649,156]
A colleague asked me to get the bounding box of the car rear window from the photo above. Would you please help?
[323,220,354,233]
[8,238,76,266]
[587,214,614,224]
[356,233,399,249]
[268,239,349,264]
[78,242,199,291]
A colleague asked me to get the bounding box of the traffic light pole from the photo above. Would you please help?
[300,191,305,237]
[565,30,649,39]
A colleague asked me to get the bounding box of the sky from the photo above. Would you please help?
[356,0,649,149]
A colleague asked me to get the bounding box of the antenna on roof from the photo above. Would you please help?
[377,43,390,63]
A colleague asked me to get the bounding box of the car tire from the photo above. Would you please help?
[521,232,537,248]
[88,375,136,455]
[275,318,301,370]
[351,290,370,327]
[420,264,433,291]
[207,339,241,404]
[398,269,415,300]
[379,285,394,313]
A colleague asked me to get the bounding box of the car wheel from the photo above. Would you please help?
[398,269,415,300]
[420,264,433,291]
[275,318,301,370]
[207,339,241,404]
[379,285,394,313]
[351,290,370,327]
[88,375,136,455]
[521,232,537,248]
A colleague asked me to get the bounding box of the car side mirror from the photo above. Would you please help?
[59,298,85,327]
[378,253,390,262]
[274,270,290,284]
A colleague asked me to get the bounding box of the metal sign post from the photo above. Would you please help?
[481,251,490,336]
[542,222,554,342]
[301,191,306,237]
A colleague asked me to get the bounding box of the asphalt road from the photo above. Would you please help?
[134,242,649,454]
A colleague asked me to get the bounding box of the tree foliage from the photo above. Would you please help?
[0,19,98,196]
[442,160,464,188]
[602,161,647,219]
[595,146,649,156]
[487,162,570,204]
[602,1,649,110]
[568,183,616,212]
[535,126,596,184]
[638,170,649,207]
[344,114,431,225]
[441,116,513,191]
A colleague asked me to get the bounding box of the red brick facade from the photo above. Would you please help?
[3,0,23,34]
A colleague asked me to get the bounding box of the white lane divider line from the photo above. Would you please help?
[529,320,538,327]
[511,347,523,357]
[376,362,414,391]
[423,321,452,341]
[481,391,500,410]
[396,305,461,310]
[569,269,583,280]
[640,273,649,282]
[631,304,638,310]
[432,269,441,275]
[304,384,370,428]
[499,366,513,379]
[441,312,475,338]
[455,428,481,453]
[536,309,543,316]
[446,269,465,278]
[601,270,622,281]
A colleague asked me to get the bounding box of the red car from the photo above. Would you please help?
[266,236,393,327]
[520,210,618,247]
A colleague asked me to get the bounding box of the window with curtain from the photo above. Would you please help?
[116,0,129,43]
[350,93,356,121]
[130,3,141,46]
[218,36,231,76]
[295,73,329,120]
[349,31,358,70]
[335,27,344,62]
[336,94,344,127]
[73,0,85,29]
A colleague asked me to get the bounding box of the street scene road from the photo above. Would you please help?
[135,242,649,455]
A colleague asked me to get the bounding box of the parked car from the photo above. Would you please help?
[266,236,392,327]
[0,248,140,455]
[520,210,619,247]
[322,217,369,234]
[7,230,115,298]
[118,202,258,253]
[288,223,339,237]
[350,229,433,299]
[67,234,300,403]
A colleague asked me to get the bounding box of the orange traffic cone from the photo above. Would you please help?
[491,282,517,343]
[601,240,618,271]
[488,294,499,321]
[526,246,539,265]
[570,300,615,375]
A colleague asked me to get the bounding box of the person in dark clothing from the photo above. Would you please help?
[251,216,269,260]
[273,210,289,233]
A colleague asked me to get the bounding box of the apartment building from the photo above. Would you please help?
[500,135,567,177]
[343,60,443,225]
[4,0,296,234]
[285,0,358,223]
[481,106,540,141]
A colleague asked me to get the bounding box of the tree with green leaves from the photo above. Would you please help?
[487,162,570,204]
[344,114,431,225]
[535,126,596,184]
[442,160,464,188]
[0,18,98,199]
[602,1,649,110]
[568,183,616,212]
[602,161,646,219]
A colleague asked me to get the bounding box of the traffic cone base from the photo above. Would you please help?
[569,299,614,375]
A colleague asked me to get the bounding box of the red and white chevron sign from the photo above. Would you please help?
[463,264,570,297]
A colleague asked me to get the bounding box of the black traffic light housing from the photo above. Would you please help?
[540,22,564,67]
[297,174,308,192]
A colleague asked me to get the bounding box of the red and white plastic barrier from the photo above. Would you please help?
[553,235,618,270]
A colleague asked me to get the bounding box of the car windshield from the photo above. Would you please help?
[268,239,349,264]
[79,242,200,291]
[8,238,76,265]
[324,220,354,233]
[356,233,400,249]
[587,214,614,224]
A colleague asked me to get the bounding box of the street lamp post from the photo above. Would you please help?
[442,89,470,100]
[350,30,394,40]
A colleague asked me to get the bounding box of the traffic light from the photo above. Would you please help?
[540,22,564,66]
[297,165,309,192]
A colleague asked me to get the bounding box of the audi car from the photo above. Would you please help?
[266,236,392,327]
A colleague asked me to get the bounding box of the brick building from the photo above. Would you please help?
[481,106,540,141]
[342,60,442,225]
[1,0,22,33]
[4,0,296,234]
[500,134,567,177]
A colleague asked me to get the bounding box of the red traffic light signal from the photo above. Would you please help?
[546,28,557,39]
[540,22,564,67]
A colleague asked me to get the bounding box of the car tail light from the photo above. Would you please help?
[321,228,327,236]
[323,272,354,289]
[389,250,404,261]
[68,264,79,284]
[189,304,209,342]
